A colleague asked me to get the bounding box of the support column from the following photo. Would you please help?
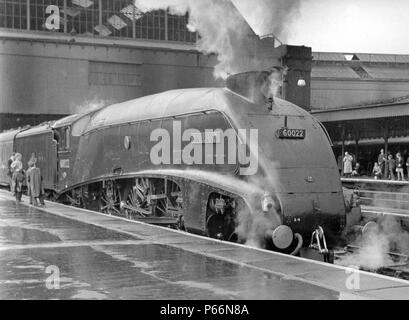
[132,4,136,39]
[12,0,14,28]
[63,0,67,33]
[26,0,30,30]
[383,120,389,179]
[384,138,389,157]
[164,10,169,41]
[341,125,346,176]
[98,0,103,27]
[384,121,389,156]
[354,125,360,167]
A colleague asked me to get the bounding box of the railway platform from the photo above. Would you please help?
[1,190,409,300]
[342,177,409,187]
[342,177,409,212]
[342,177,409,194]
[362,205,409,218]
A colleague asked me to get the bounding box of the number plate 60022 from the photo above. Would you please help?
[276,128,306,139]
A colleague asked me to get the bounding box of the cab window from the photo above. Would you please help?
[54,127,71,151]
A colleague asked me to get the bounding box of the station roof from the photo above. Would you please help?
[311,95,409,122]
[311,64,409,81]
[312,52,409,81]
[313,52,409,63]
[332,136,409,146]
[312,65,361,79]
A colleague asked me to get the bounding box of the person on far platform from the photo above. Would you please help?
[343,152,353,178]
[352,163,361,177]
[378,149,387,179]
[372,162,382,180]
[387,154,396,180]
[406,157,409,180]
[396,153,404,181]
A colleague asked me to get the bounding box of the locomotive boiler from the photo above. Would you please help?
[0,71,353,262]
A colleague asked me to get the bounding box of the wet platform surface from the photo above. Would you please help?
[1,190,409,300]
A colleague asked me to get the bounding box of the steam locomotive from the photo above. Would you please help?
[0,71,355,261]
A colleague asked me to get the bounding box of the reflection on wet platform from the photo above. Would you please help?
[1,192,409,300]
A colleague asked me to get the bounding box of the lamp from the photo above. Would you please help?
[296,71,306,87]
[285,67,307,87]
[297,77,306,87]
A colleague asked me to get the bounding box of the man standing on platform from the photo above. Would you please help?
[10,153,24,202]
[26,158,45,207]
[343,152,353,178]
[378,149,387,179]
[7,152,15,192]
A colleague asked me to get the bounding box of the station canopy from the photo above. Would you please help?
[312,95,409,145]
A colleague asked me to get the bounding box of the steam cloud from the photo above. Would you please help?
[69,98,111,114]
[338,216,409,270]
[339,187,409,270]
[134,0,302,79]
[233,0,302,39]
[235,192,281,249]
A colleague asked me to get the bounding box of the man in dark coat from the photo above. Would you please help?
[378,149,386,179]
[26,159,45,206]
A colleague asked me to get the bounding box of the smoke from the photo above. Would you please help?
[262,67,288,99]
[235,191,281,249]
[232,0,302,39]
[339,226,393,270]
[380,215,409,255]
[338,216,409,270]
[134,0,302,79]
[69,98,111,115]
